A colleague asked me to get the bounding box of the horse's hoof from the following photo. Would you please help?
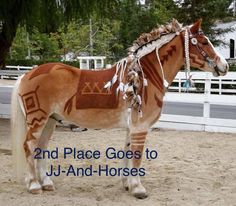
[42,184,55,191]
[131,184,148,199]
[125,186,129,191]
[29,188,43,194]
[29,181,42,194]
[133,192,148,199]
[41,177,54,191]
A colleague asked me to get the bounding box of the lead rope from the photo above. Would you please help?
[184,28,191,80]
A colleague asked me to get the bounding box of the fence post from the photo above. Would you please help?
[79,59,82,69]
[203,72,211,130]
[219,78,222,95]
[86,59,89,69]
[94,59,97,69]
[179,78,181,93]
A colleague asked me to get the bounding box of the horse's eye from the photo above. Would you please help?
[202,41,209,45]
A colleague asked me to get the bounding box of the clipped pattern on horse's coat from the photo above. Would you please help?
[160,45,177,65]
[19,85,47,128]
[29,64,54,80]
[76,67,119,110]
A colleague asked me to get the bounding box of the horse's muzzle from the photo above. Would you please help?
[213,64,228,77]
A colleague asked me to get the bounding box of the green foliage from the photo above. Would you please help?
[58,18,123,60]
[93,19,123,60]
[10,18,123,62]
[11,26,60,60]
[58,20,90,57]
[0,0,118,67]
[30,29,60,59]
[10,27,28,60]
[174,0,233,42]
[112,0,176,58]
[230,64,236,71]
[2,0,236,65]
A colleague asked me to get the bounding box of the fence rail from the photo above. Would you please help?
[154,92,236,133]
[157,72,236,133]
[169,71,236,95]
[0,65,34,79]
[226,58,236,64]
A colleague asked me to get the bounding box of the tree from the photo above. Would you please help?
[174,0,233,43]
[10,27,29,60]
[2,0,234,67]
[0,0,118,68]
[89,18,123,60]
[30,29,60,60]
[59,20,90,58]
[116,0,176,58]
[58,18,123,61]
[10,26,60,60]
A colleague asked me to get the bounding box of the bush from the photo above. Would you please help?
[229,64,236,71]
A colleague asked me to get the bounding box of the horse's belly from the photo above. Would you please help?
[63,109,128,129]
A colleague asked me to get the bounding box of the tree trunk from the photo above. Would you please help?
[0,18,20,68]
[0,32,11,68]
[0,1,23,69]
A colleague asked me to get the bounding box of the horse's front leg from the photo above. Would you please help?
[121,128,131,190]
[128,131,148,199]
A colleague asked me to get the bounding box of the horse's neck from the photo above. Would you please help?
[140,35,184,90]
[159,35,184,84]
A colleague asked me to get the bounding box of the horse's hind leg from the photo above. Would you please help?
[24,121,47,194]
[37,117,56,191]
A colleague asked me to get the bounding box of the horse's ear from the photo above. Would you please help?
[190,19,202,34]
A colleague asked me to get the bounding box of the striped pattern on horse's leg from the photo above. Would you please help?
[130,132,147,168]
[128,131,148,199]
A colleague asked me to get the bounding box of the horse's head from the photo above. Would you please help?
[185,19,229,76]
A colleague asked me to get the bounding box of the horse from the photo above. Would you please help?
[11,19,228,199]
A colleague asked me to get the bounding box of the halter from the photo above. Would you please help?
[184,27,219,77]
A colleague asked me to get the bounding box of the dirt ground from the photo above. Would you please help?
[0,118,235,206]
[0,79,16,86]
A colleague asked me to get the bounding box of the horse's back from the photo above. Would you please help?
[19,62,80,93]
[23,62,79,81]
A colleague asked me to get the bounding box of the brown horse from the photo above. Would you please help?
[11,19,228,198]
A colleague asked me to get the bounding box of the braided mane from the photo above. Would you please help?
[128,19,183,55]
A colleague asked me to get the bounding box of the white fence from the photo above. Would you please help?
[0,57,106,79]
[169,71,236,95]
[0,65,33,78]
[155,72,236,133]
[77,56,106,69]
